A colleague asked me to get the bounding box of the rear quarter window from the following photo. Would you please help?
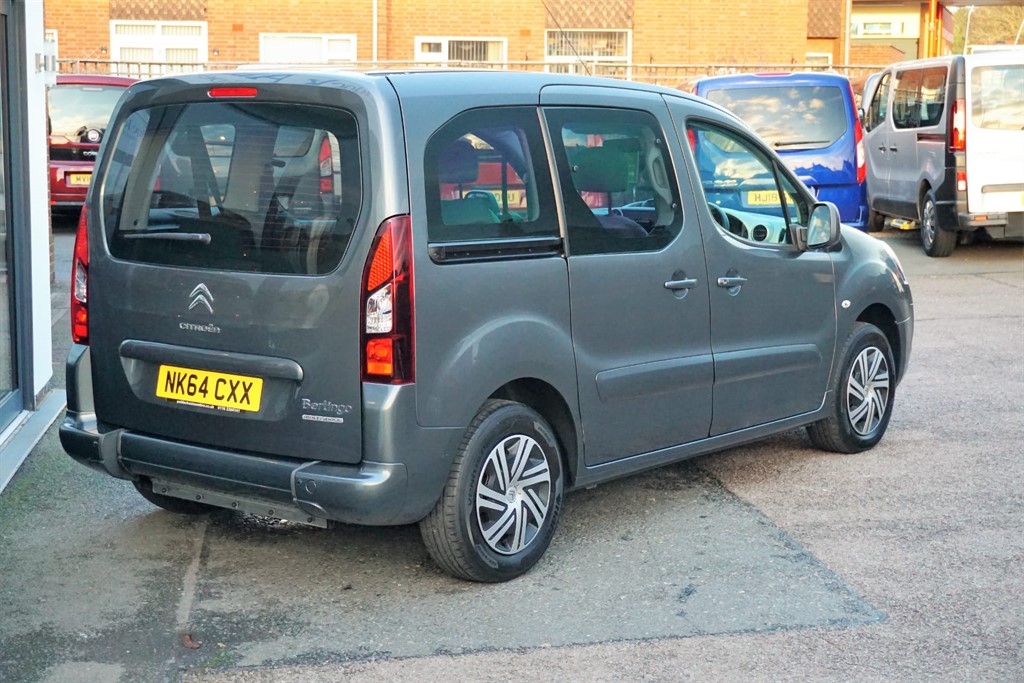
[704,84,849,150]
[102,102,361,275]
[971,64,1024,130]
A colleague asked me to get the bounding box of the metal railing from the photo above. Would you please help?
[57,58,886,88]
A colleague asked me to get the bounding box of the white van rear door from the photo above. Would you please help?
[965,52,1024,215]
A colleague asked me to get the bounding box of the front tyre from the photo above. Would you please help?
[808,322,896,454]
[420,400,564,582]
[920,190,956,257]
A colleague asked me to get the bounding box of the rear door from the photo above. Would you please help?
[888,64,950,218]
[540,87,714,466]
[89,78,396,465]
[965,52,1024,215]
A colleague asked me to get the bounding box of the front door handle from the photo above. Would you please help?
[717,276,748,288]
[664,278,698,291]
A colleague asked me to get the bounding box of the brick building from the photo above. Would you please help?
[45,0,852,74]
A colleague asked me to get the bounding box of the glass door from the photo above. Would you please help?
[0,6,22,432]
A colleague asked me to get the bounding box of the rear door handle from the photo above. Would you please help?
[664,278,698,291]
[717,276,748,288]
[888,146,898,152]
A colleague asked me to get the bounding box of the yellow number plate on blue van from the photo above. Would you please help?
[156,365,263,412]
[746,190,781,205]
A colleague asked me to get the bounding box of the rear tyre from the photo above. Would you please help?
[920,190,956,257]
[132,479,217,515]
[807,322,896,454]
[867,208,885,233]
[420,399,564,582]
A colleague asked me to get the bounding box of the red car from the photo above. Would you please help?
[48,74,137,214]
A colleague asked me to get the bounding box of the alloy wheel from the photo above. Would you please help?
[846,346,890,436]
[475,434,552,555]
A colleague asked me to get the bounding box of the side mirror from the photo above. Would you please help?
[806,201,842,249]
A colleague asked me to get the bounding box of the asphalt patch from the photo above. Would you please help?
[0,443,883,680]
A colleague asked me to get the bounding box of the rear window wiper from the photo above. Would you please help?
[772,139,831,148]
[120,230,211,244]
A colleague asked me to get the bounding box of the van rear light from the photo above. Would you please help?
[71,206,90,344]
[951,98,966,152]
[849,82,867,185]
[318,137,334,194]
[957,170,967,193]
[361,215,414,384]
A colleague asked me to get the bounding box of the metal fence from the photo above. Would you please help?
[57,58,886,89]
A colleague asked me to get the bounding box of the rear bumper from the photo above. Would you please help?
[60,344,462,526]
[957,211,1023,238]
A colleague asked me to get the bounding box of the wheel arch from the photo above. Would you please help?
[490,378,580,487]
[856,303,902,381]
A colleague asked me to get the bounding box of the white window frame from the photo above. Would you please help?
[544,29,631,78]
[45,29,58,58]
[110,20,208,64]
[414,36,507,64]
[259,33,357,64]
[805,52,833,66]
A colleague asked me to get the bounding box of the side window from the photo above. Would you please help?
[893,67,947,129]
[544,107,681,256]
[866,72,891,131]
[424,107,558,243]
[686,120,808,246]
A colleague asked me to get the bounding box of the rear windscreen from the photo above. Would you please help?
[704,85,849,150]
[48,84,127,139]
[102,102,361,275]
[971,64,1024,131]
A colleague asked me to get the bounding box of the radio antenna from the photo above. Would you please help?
[541,0,592,76]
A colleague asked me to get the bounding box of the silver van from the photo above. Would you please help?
[862,50,1024,256]
[61,70,914,582]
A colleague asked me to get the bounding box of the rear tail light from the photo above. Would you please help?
[849,82,867,185]
[318,137,334,194]
[951,98,966,152]
[361,215,414,383]
[71,205,90,344]
[957,170,967,193]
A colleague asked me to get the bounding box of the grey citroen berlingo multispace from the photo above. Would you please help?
[61,70,914,582]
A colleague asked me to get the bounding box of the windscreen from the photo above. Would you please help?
[705,84,849,150]
[48,84,127,138]
[971,64,1024,131]
[102,102,361,275]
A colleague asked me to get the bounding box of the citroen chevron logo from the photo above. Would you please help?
[189,284,214,314]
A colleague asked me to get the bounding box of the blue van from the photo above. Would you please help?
[694,72,868,231]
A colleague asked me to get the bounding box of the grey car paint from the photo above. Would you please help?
[59,70,913,578]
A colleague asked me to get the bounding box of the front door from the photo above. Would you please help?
[541,93,714,466]
[863,70,893,215]
[679,118,837,436]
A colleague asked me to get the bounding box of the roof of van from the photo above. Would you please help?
[693,71,852,91]
[138,67,705,102]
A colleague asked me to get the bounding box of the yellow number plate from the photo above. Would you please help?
[67,173,92,186]
[156,365,263,413]
[746,190,780,206]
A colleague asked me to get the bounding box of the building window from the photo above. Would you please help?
[110,21,207,64]
[805,52,833,66]
[45,29,58,58]
[861,22,894,36]
[414,37,506,64]
[544,29,630,78]
[259,34,357,64]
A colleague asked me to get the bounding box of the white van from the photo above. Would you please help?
[862,50,1024,256]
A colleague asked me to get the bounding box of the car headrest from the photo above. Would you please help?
[570,145,630,193]
[438,139,480,184]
